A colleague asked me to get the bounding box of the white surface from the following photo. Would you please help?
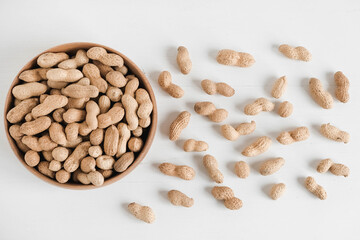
[0,0,360,239]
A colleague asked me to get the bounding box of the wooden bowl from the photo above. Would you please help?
[4,42,157,190]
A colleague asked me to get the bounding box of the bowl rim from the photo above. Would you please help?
[3,42,158,190]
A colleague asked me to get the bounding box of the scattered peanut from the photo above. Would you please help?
[234,161,250,179]
[169,111,191,141]
[183,139,208,152]
[309,78,333,109]
[270,183,286,200]
[244,98,274,115]
[320,123,349,143]
[277,126,310,145]
[211,186,243,210]
[203,154,224,183]
[159,163,195,180]
[334,71,349,103]
[277,101,293,118]
[278,44,312,62]
[201,79,235,97]
[259,157,285,176]
[305,176,327,200]
[168,190,194,207]
[194,101,228,123]
[221,121,256,141]
[216,49,255,67]
[176,46,192,74]
[128,202,155,224]
[317,159,349,177]
[158,71,184,98]
[271,76,287,98]
[242,136,272,157]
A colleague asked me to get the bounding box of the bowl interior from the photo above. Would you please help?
[4,42,157,190]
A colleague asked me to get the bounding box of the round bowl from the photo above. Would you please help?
[4,42,157,190]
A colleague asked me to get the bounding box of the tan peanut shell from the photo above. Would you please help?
[19,68,49,82]
[97,106,125,129]
[116,123,131,157]
[320,123,349,143]
[124,77,139,97]
[270,183,286,200]
[63,141,91,172]
[12,82,47,100]
[132,126,143,137]
[24,150,40,167]
[88,146,102,158]
[122,94,139,130]
[93,60,114,77]
[48,160,61,171]
[103,125,119,156]
[136,88,153,119]
[85,101,100,130]
[168,190,194,207]
[271,76,287,98]
[177,46,192,74]
[159,163,195,180]
[114,152,134,172]
[37,52,69,68]
[58,49,89,69]
[277,101,293,118]
[317,159,349,177]
[221,121,256,141]
[194,102,228,123]
[305,176,327,200]
[234,161,250,179]
[203,154,224,183]
[38,161,55,178]
[52,147,69,162]
[278,44,312,62]
[334,71,349,103]
[61,83,99,98]
[38,135,57,151]
[20,116,51,135]
[277,126,309,145]
[55,169,71,183]
[31,95,68,118]
[63,109,86,123]
[6,98,38,123]
[87,47,124,67]
[22,136,42,151]
[158,71,184,98]
[106,71,127,87]
[169,111,191,141]
[216,49,255,67]
[128,202,155,224]
[183,139,208,152]
[211,186,243,210]
[106,86,122,102]
[82,63,108,93]
[259,157,285,176]
[242,136,272,157]
[201,79,235,97]
[244,98,274,115]
[46,68,83,82]
[128,137,143,152]
[309,78,333,109]
[96,155,115,170]
[87,170,104,186]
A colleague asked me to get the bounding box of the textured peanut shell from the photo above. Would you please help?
[270,183,286,200]
[259,157,285,176]
[82,63,108,93]
[114,152,134,172]
[128,137,143,152]
[211,186,242,210]
[52,147,69,162]
[12,82,47,100]
[320,123,349,143]
[103,125,119,156]
[96,155,115,170]
[46,68,83,82]
[37,52,69,68]
[128,202,155,224]
[168,190,194,207]
[305,176,327,200]
[203,154,224,183]
[97,106,125,129]
[6,98,38,123]
[317,159,349,177]
[24,150,40,167]
[244,98,274,115]
[58,49,89,69]
[234,161,250,179]
[55,169,71,183]
[221,121,256,141]
[177,46,192,74]
[87,47,124,67]
[201,79,234,97]
[87,171,104,186]
[49,160,62,172]
[122,94,139,130]
[136,88,153,119]
[278,44,312,62]
[309,78,333,109]
[277,101,293,118]
[20,116,51,136]
[277,126,309,145]
[31,95,68,118]
[183,139,208,152]
[63,141,91,172]
[116,123,131,157]
[169,111,191,141]
[158,71,184,98]
[216,49,255,67]
[242,136,272,157]
[271,76,287,98]
[38,161,55,178]
[61,84,99,98]
[334,71,349,103]
[19,68,49,82]
[159,163,195,180]
[194,102,228,123]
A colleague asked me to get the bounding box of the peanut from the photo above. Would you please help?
[159,163,195,180]
[38,134,57,151]
[201,79,235,97]
[122,94,139,130]
[37,52,69,68]
[124,77,139,97]
[216,49,255,67]
[278,44,312,62]
[19,68,49,82]
[46,68,83,82]
[203,154,224,183]
[52,147,69,162]
[305,176,327,200]
[244,98,274,115]
[177,46,192,74]
[21,136,42,151]
[309,78,333,109]
[183,139,208,152]
[31,95,68,118]
[47,80,68,89]
[77,172,91,185]
[114,152,134,172]
[63,108,86,123]
[85,101,100,130]
[277,126,310,145]
[132,126,143,137]
[136,88,153,120]
[168,190,194,207]
[158,71,184,98]
[42,151,54,161]
[104,125,119,156]
[234,161,250,179]
[116,65,128,75]
[194,102,228,123]
[97,105,125,129]
[221,121,256,141]
[99,169,113,179]
[58,49,89,69]
[90,128,104,145]
[87,47,124,67]
[128,202,155,224]
[6,98,38,123]
[93,60,114,77]
[139,117,151,128]
[259,157,285,176]
[80,156,96,173]
[12,82,47,100]
[65,123,79,141]
[106,71,127,87]
[66,97,88,109]
[24,150,40,167]
[20,116,51,135]
[96,155,115,170]
[211,186,243,210]
[88,146,103,158]
[37,161,55,178]
[169,111,191,141]
[87,170,104,186]
[271,76,287,98]
[242,136,272,157]
[63,141,91,172]
[49,160,62,171]
[277,101,293,118]
[320,123,349,143]
[116,123,131,157]
[98,95,111,114]
[61,83,99,98]
[55,169,71,183]
[82,63,108,93]
[270,183,286,200]
[25,113,34,122]
[317,159,349,177]
[334,71,349,103]
[106,86,122,102]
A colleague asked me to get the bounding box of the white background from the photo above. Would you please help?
[0,0,359,239]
